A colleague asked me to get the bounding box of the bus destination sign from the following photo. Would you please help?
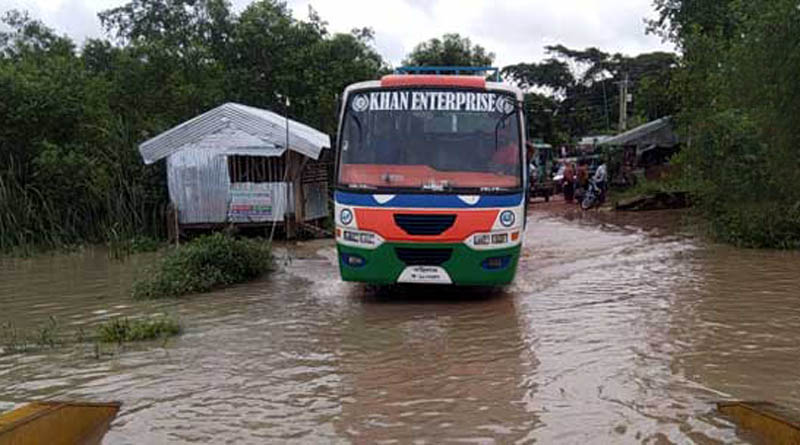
[351,90,514,114]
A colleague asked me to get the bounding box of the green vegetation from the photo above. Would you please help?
[3,0,793,250]
[97,316,181,343]
[403,33,494,68]
[0,1,386,254]
[107,232,161,261]
[1,0,679,255]
[0,315,182,356]
[503,46,679,145]
[650,0,800,248]
[132,233,271,299]
[0,316,62,354]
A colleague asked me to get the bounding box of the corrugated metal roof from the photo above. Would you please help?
[578,135,612,146]
[599,117,674,147]
[138,102,331,164]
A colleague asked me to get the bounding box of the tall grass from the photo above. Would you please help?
[0,165,64,255]
[0,118,168,255]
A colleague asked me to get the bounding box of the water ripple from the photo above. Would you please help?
[1,212,798,443]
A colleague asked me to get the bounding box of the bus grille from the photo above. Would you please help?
[393,214,456,236]
[395,248,453,266]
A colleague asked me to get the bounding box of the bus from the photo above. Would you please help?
[334,67,527,285]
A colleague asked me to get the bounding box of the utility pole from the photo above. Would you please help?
[616,73,631,131]
[602,79,610,132]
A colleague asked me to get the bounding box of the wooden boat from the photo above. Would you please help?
[718,401,800,444]
[0,401,120,445]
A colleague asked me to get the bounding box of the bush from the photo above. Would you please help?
[672,110,800,248]
[653,0,800,249]
[97,316,181,343]
[131,233,272,299]
[707,202,800,249]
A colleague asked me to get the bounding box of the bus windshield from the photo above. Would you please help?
[338,89,522,192]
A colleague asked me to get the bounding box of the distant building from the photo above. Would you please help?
[599,116,679,182]
[138,103,331,236]
[600,116,678,164]
[578,135,612,149]
[561,135,613,158]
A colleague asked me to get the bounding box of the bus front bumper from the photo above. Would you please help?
[336,242,521,286]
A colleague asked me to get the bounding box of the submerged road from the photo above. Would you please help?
[1,206,800,443]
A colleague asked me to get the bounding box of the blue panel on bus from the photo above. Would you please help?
[334,191,523,208]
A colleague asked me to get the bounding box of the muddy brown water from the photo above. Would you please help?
[1,207,800,444]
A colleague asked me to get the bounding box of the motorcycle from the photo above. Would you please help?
[580,179,604,210]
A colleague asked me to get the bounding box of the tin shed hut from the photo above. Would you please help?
[599,117,679,166]
[138,103,331,234]
[599,116,679,183]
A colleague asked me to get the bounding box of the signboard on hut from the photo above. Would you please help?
[228,183,273,222]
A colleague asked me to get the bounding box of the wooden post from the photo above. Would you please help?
[294,155,309,227]
[284,152,297,240]
[175,206,180,247]
[166,203,180,246]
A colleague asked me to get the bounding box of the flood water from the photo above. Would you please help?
[2,205,800,443]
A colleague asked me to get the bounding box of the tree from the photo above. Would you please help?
[403,33,494,68]
[503,59,573,93]
[649,0,800,248]
[0,0,387,252]
[503,45,679,144]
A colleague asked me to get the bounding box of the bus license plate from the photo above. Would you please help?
[397,266,452,284]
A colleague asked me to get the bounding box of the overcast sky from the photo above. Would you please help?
[2,0,673,66]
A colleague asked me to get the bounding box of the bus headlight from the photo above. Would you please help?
[499,210,515,227]
[340,208,354,225]
[338,228,383,249]
[344,230,375,245]
[474,234,491,245]
[491,233,508,244]
[468,230,521,249]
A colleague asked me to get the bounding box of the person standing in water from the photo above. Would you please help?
[593,161,608,203]
[576,160,589,201]
[563,162,575,203]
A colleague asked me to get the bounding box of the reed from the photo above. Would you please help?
[0,119,168,256]
[0,316,62,354]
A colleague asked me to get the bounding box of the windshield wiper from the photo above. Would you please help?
[494,106,518,151]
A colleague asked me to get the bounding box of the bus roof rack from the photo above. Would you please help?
[395,66,502,81]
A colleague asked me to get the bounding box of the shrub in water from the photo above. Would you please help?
[132,233,271,299]
[97,316,182,343]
